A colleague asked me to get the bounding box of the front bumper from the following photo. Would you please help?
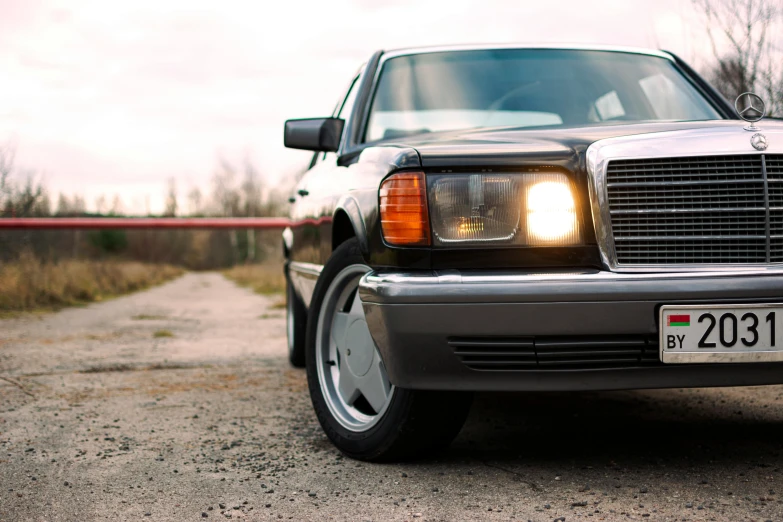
[359,269,783,392]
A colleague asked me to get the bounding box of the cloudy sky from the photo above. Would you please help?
[1,0,715,213]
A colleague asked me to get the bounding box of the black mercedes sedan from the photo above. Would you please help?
[282,44,783,461]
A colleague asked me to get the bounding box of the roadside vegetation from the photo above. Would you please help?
[1,141,287,314]
[222,263,285,296]
[1,143,288,271]
[0,254,183,313]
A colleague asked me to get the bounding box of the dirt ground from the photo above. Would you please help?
[2,272,783,521]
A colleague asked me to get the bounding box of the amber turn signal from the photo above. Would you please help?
[380,171,430,246]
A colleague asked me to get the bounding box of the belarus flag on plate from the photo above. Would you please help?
[667,314,690,327]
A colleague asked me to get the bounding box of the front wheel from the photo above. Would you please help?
[305,238,472,461]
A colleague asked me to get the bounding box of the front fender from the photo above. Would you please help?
[334,195,369,255]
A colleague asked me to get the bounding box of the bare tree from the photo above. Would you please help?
[0,142,49,217]
[241,158,264,217]
[0,143,16,215]
[11,177,49,216]
[110,194,124,216]
[241,159,263,262]
[56,194,72,216]
[71,195,86,214]
[187,186,203,216]
[211,158,240,217]
[163,177,178,217]
[693,0,783,116]
[211,158,241,263]
[95,195,107,215]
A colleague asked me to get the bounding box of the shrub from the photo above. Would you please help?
[222,263,285,295]
[0,252,183,312]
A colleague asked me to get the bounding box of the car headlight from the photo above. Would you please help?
[524,175,580,245]
[427,171,581,247]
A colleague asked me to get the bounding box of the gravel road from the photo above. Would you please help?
[2,272,783,521]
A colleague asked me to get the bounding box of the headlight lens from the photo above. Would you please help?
[428,172,581,247]
[524,175,580,245]
[428,174,520,244]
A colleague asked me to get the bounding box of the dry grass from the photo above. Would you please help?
[0,253,184,312]
[223,263,286,295]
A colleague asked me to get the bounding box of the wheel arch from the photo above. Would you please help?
[333,196,369,254]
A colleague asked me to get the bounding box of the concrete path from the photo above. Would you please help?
[2,272,783,521]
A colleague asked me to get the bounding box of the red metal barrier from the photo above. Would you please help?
[0,217,291,229]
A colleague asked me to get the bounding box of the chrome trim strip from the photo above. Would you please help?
[659,303,783,363]
[363,267,783,287]
[435,270,463,284]
[615,235,766,240]
[610,207,766,214]
[586,124,783,272]
[381,44,675,61]
[288,261,324,278]
[607,179,765,186]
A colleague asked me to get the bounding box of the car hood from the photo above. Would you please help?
[396,120,782,167]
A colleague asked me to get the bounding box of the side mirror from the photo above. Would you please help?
[284,118,345,152]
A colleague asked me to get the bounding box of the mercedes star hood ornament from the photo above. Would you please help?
[735,92,766,131]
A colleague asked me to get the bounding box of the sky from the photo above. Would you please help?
[0,0,717,214]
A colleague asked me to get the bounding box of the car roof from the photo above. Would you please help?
[380,43,673,61]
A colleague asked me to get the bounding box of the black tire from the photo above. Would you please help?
[305,238,472,461]
[286,265,307,368]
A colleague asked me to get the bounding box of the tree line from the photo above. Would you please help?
[0,144,291,269]
[1,145,287,220]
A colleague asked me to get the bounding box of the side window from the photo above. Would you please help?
[336,75,360,120]
[310,75,361,164]
[314,73,361,164]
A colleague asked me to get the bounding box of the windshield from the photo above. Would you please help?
[364,49,722,142]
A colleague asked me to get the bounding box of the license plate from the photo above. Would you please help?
[660,304,783,363]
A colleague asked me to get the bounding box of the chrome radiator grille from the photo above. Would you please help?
[606,154,782,265]
[767,155,783,262]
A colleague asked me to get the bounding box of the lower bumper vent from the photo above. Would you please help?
[450,335,661,371]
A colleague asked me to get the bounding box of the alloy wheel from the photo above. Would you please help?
[315,264,394,432]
